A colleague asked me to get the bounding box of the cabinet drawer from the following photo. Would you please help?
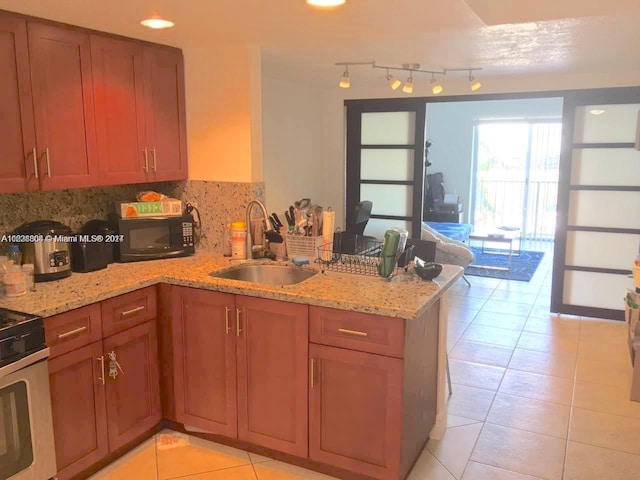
[309,306,405,358]
[45,304,102,359]
[101,286,157,337]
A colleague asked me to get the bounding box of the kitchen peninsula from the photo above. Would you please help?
[0,253,462,480]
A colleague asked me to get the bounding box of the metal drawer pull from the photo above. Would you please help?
[58,326,88,340]
[236,309,242,336]
[120,305,145,318]
[151,147,157,172]
[32,148,39,178]
[337,328,368,337]
[45,147,51,177]
[143,148,149,172]
[97,356,105,385]
[310,358,315,388]
[225,307,231,335]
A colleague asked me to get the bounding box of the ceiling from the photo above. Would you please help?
[1,0,640,86]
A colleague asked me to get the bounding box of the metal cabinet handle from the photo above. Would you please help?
[225,307,231,335]
[143,148,149,173]
[58,326,87,340]
[45,147,51,178]
[236,308,242,337]
[310,358,315,388]
[97,356,105,385]
[32,148,39,178]
[151,147,157,172]
[337,328,368,337]
[120,305,145,318]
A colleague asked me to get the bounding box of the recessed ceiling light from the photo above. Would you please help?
[140,18,175,29]
[306,0,346,7]
[589,109,606,115]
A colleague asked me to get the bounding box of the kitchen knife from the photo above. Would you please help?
[289,206,296,226]
[268,215,278,231]
[284,210,293,227]
[272,213,284,229]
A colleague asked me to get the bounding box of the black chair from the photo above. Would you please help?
[346,200,373,235]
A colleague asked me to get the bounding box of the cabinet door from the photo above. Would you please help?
[91,35,147,186]
[103,320,161,452]
[172,287,237,436]
[236,296,308,457]
[144,45,188,182]
[309,344,403,480]
[48,342,108,480]
[0,14,37,193]
[28,22,98,190]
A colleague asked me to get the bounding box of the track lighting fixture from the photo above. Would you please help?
[402,73,414,94]
[386,69,401,90]
[307,0,346,7]
[339,67,350,88]
[334,61,482,93]
[430,74,443,95]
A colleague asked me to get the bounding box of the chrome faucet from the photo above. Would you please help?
[245,199,271,259]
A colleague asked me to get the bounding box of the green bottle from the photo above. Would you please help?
[378,229,401,278]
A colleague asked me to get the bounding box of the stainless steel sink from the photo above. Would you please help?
[210,264,317,286]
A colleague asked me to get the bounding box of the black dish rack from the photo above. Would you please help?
[315,234,400,277]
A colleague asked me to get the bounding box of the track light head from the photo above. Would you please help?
[430,74,443,95]
[469,70,481,91]
[386,69,401,90]
[402,74,414,94]
[339,68,350,88]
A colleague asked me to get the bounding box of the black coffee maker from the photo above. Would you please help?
[71,220,116,273]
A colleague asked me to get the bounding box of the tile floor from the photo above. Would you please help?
[91,243,640,480]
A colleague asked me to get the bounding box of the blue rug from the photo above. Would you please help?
[465,247,544,282]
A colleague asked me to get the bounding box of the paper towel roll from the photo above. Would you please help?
[321,209,335,261]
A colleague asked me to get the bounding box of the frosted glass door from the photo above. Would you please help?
[346,103,426,240]
[553,97,640,320]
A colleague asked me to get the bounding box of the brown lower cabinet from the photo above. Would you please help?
[172,286,309,458]
[47,296,160,480]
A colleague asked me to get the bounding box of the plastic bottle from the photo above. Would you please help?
[378,229,401,278]
[231,221,247,259]
[7,244,22,266]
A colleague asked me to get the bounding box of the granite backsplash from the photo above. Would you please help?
[0,180,264,254]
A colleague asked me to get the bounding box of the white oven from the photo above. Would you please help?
[0,348,56,480]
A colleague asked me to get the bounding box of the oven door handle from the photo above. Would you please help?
[0,347,50,379]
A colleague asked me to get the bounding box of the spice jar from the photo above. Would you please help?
[231,221,247,259]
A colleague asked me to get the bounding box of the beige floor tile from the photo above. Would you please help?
[462,325,522,348]
[467,276,502,289]
[157,442,250,479]
[580,318,627,344]
[527,305,553,319]
[448,359,505,391]
[494,281,541,293]
[449,295,488,311]
[446,383,496,421]
[489,290,538,305]
[407,448,456,480]
[573,381,640,419]
[450,285,496,300]
[523,316,580,336]
[447,414,483,428]
[449,340,514,368]
[471,424,566,480]
[577,339,630,366]
[249,453,273,464]
[486,393,570,439]
[564,441,640,480]
[575,355,633,388]
[462,461,544,480]
[177,465,257,480]
[508,348,576,379]
[254,460,338,480]
[472,311,527,331]
[516,331,578,355]
[569,407,640,455]
[499,369,573,405]
[90,443,157,480]
[427,423,483,479]
[448,306,479,327]
[480,300,532,317]
[448,321,470,352]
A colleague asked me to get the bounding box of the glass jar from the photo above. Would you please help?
[22,263,35,292]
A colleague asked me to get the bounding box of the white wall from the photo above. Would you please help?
[425,97,564,220]
[261,75,344,226]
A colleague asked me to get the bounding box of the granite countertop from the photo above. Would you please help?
[0,252,463,320]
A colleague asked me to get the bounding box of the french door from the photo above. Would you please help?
[552,88,640,320]
[345,100,426,239]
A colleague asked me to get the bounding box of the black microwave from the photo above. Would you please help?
[113,214,195,262]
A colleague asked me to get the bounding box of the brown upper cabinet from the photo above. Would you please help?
[0,10,187,194]
[91,37,187,185]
